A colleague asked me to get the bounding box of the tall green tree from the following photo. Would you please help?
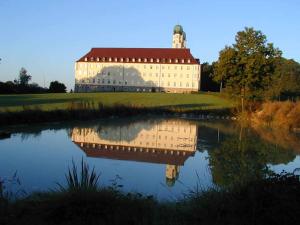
[213,27,282,108]
[18,67,32,86]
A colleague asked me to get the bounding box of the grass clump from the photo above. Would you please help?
[57,159,100,193]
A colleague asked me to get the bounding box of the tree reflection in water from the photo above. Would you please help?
[207,127,296,187]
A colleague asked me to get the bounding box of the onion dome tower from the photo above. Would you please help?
[172,24,186,49]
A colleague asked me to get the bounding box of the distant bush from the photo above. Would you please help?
[49,81,67,93]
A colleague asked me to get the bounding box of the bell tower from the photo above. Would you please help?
[172,24,186,48]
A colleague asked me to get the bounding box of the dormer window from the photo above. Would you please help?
[96,57,99,62]
[84,57,87,62]
[102,57,105,62]
[175,58,178,63]
[138,58,141,62]
[187,59,191,63]
[90,57,94,61]
[109,57,112,62]
[150,58,153,62]
[120,58,123,62]
[169,59,172,63]
[132,58,135,62]
[126,58,129,62]
[162,58,165,63]
[144,58,147,62]
[114,57,118,62]
[181,59,184,63]
[156,59,160,63]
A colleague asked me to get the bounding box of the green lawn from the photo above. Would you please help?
[0,92,234,112]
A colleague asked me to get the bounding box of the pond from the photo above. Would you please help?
[1,117,300,200]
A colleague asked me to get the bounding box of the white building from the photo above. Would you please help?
[75,25,201,93]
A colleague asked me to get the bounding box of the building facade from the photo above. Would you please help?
[75,25,201,93]
[71,119,198,186]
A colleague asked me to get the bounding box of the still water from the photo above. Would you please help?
[1,117,299,200]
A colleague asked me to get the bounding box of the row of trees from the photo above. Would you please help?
[0,68,67,94]
[201,27,300,103]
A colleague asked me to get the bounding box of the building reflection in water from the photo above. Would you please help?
[71,119,198,186]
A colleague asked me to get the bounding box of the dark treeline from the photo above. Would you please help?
[0,67,67,94]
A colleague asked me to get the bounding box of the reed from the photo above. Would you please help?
[57,159,100,192]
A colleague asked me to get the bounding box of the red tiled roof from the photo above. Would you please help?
[77,48,200,64]
[74,142,195,165]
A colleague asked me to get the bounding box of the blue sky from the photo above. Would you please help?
[0,0,299,90]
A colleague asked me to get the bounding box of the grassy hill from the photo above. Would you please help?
[0,92,234,112]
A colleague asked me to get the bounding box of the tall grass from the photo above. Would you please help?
[252,101,300,130]
[57,159,100,192]
[1,169,300,224]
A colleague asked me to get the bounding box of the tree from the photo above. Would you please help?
[18,67,32,86]
[267,57,300,100]
[213,27,282,109]
[200,62,220,92]
[49,81,67,93]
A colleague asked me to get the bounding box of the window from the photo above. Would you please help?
[187,66,190,70]
[113,80,116,84]
[108,80,110,84]
[186,82,189,87]
[102,79,105,84]
[174,82,176,87]
[174,66,177,70]
[187,74,189,78]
